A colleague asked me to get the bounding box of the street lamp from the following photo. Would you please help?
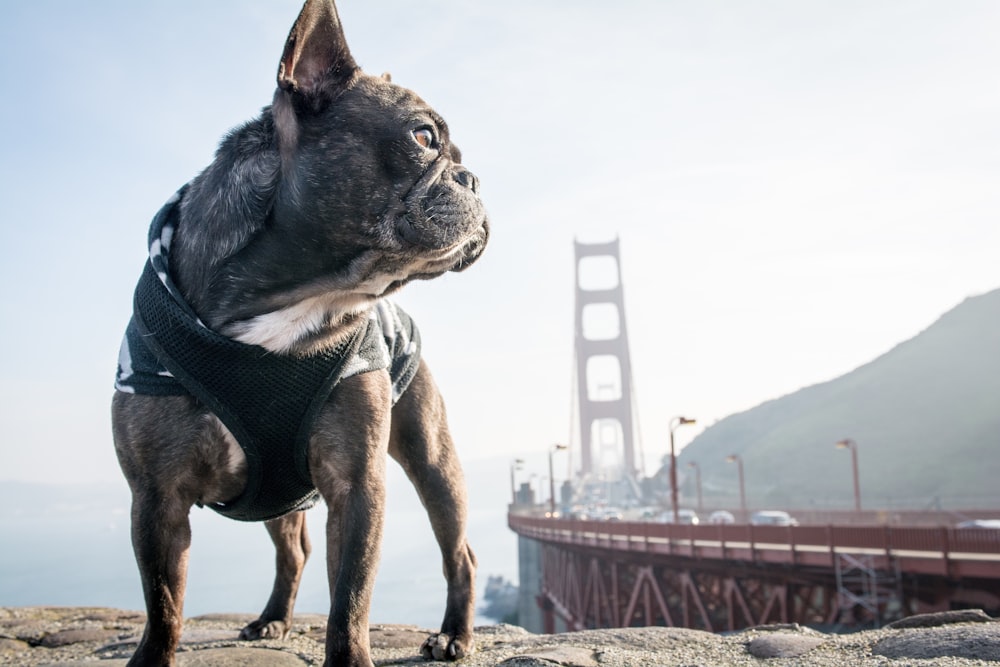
[725,454,747,522]
[509,458,524,505]
[669,417,697,523]
[835,439,862,513]
[549,444,568,515]
[687,461,703,513]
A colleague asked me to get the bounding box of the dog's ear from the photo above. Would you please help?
[277,0,357,110]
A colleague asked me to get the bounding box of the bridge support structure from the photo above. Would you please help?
[535,541,842,632]
[834,552,902,629]
[573,238,638,481]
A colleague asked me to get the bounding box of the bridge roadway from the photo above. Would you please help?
[508,512,1000,633]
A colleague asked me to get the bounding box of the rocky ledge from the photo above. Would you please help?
[1,607,999,666]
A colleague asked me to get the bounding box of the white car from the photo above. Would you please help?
[750,510,799,527]
[956,519,1000,529]
[658,509,700,525]
[707,510,735,525]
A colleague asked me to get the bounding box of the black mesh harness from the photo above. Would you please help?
[116,188,421,522]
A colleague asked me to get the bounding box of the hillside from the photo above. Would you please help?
[677,288,1000,510]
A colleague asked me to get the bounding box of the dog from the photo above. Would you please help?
[111,1,488,665]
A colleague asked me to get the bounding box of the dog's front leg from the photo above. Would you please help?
[113,394,249,666]
[127,489,193,667]
[311,374,391,667]
[240,511,311,641]
[389,360,476,661]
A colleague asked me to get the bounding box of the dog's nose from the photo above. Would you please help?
[452,167,480,195]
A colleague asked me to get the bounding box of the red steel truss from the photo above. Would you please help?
[510,514,1000,632]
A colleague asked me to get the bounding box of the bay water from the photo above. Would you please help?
[0,457,518,628]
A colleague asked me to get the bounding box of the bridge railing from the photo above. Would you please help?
[949,527,1000,555]
[508,514,1000,578]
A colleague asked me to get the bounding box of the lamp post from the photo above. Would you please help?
[726,454,747,522]
[835,439,862,513]
[509,458,524,505]
[669,417,697,523]
[687,461,703,513]
[549,444,568,516]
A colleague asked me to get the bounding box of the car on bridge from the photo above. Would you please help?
[956,519,1000,529]
[707,510,735,525]
[657,509,700,525]
[750,510,799,526]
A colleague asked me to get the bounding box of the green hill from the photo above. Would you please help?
[676,288,1000,511]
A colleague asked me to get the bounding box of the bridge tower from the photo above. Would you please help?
[573,239,638,481]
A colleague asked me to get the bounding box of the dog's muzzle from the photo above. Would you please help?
[396,158,488,255]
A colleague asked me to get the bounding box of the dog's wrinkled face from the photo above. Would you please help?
[173,0,488,353]
[267,0,489,305]
[273,74,489,290]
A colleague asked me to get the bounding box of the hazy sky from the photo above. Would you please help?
[1,0,998,487]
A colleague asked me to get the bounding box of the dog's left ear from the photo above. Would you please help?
[277,0,357,110]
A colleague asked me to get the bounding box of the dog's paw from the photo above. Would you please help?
[420,632,474,661]
[239,618,291,641]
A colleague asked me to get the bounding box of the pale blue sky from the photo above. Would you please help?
[1,0,998,487]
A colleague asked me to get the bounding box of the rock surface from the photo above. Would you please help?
[1,607,998,666]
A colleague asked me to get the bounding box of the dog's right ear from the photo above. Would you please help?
[276,0,358,113]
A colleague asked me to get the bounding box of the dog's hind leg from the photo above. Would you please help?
[240,511,311,640]
[388,360,477,661]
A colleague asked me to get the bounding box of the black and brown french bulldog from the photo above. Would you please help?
[111,1,488,665]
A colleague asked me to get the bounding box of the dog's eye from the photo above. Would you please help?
[411,127,436,150]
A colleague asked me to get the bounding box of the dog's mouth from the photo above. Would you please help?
[392,157,489,270]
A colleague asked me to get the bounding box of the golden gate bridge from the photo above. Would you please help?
[507,239,1000,633]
